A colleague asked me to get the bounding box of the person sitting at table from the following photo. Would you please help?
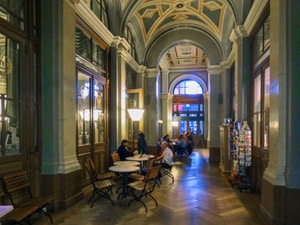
[158,141,174,168]
[176,135,187,156]
[117,139,138,161]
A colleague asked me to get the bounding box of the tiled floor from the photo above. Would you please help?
[35,149,270,225]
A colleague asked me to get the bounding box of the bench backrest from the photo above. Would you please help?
[2,171,32,206]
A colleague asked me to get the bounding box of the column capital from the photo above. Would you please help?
[146,68,160,78]
[111,36,130,51]
[230,25,248,44]
[207,65,222,74]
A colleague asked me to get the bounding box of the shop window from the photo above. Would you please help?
[75,26,106,76]
[77,69,106,146]
[77,72,91,145]
[0,33,20,156]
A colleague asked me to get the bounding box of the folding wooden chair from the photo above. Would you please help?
[160,164,175,184]
[111,151,121,163]
[127,165,161,212]
[88,159,115,181]
[128,158,155,181]
[85,163,116,208]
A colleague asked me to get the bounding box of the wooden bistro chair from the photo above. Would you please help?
[110,151,124,193]
[160,164,175,184]
[85,163,116,208]
[127,165,161,212]
[111,151,121,163]
[128,158,155,181]
[88,159,115,181]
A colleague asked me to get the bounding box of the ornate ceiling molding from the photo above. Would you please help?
[132,0,227,46]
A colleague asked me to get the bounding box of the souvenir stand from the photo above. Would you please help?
[228,121,253,191]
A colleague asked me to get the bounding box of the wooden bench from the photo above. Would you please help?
[0,171,54,224]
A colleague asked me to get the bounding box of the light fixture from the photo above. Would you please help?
[128,108,144,151]
[171,121,178,127]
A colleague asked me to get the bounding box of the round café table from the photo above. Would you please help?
[114,161,140,166]
[109,165,139,200]
[126,154,155,170]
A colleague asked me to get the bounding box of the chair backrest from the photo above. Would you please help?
[111,151,121,162]
[88,159,99,178]
[146,165,161,181]
[146,158,155,169]
[84,162,97,187]
[153,157,163,165]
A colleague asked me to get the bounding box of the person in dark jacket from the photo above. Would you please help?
[117,139,138,160]
[138,132,149,154]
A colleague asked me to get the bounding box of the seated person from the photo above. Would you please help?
[117,139,138,161]
[159,141,174,168]
[176,135,186,156]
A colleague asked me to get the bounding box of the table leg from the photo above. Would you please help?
[117,173,129,200]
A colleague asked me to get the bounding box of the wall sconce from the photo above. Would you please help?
[127,108,144,151]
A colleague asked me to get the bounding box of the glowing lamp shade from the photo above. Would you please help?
[171,121,178,127]
[127,109,144,121]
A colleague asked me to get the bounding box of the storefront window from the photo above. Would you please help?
[93,80,104,143]
[264,67,270,149]
[0,33,20,156]
[253,74,261,147]
[77,72,91,145]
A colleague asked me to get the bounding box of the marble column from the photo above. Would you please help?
[144,68,161,146]
[230,25,251,121]
[110,37,130,151]
[261,0,300,224]
[40,0,82,208]
[207,66,223,162]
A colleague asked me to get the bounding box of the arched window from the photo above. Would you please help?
[172,79,205,146]
[173,80,203,95]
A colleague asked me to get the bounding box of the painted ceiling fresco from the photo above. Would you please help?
[119,0,239,68]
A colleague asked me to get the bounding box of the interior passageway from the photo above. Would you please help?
[36,149,269,225]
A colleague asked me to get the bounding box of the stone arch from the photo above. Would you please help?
[144,28,223,68]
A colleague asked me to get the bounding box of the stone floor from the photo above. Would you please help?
[35,149,270,225]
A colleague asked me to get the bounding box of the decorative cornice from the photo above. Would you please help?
[111,36,130,50]
[244,0,269,34]
[230,25,248,43]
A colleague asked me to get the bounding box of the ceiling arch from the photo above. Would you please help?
[112,0,251,70]
[145,28,223,68]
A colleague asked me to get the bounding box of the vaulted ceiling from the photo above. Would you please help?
[114,0,251,69]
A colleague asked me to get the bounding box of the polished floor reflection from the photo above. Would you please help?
[37,149,270,225]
